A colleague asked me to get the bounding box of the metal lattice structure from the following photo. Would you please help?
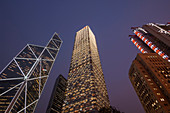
[0,33,62,113]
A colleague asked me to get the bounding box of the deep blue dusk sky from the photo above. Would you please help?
[0,1,170,113]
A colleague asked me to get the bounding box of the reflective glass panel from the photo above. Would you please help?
[26,78,39,106]
[11,87,25,112]
[53,39,61,48]
[26,102,37,113]
[29,62,40,79]
[0,83,22,112]
[16,59,36,76]
[41,60,53,76]
[53,34,61,41]
[17,46,36,59]
[29,45,44,58]
[0,60,24,79]
[47,48,58,58]
[40,49,53,60]
[40,77,47,94]
[0,79,23,94]
[47,40,58,49]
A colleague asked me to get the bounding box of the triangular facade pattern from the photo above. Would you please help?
[0,33,62,113]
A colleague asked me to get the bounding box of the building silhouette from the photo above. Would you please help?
[129,23,170,61]
[62,26,110,112]
[46,75,67,113]
[0,33,62,112]
[129,53,170,113]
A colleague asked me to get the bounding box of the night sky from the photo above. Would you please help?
[0,1,170,113]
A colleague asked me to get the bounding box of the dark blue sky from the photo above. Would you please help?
[0,1,170,113]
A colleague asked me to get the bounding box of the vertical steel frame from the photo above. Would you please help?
[0,33,62,113]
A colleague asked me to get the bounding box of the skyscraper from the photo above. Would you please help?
[46,74,67,113]
[0,33,62,113]
[62,26,110,112]
[129,22,170,61]
[129,53,170,113]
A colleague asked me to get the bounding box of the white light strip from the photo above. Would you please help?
[133,30,169,60]
[147,23,170,35]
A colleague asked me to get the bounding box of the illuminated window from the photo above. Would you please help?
[157,93,160,95]
[147,79,151,81]
[150,83,153,85]
[153,88,157,90]
[144,75,148,77]
[160,98,164,101]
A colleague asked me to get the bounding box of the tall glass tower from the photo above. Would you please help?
[62,26,110,112]
[0,33,62,113]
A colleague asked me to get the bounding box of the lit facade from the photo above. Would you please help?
[0,33,62,112]
[46,75,67,113]
[129,53,170,113]
[62,26,110,112]
[129,23,170,61]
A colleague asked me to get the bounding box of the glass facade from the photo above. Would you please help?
[0,33,62,112]
[46,75,67,113]
[62,26,110,112]
[129,53,170,113]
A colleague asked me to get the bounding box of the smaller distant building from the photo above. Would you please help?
[129,53,170,113]
[46,75,67,113]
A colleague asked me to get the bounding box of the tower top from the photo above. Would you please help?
[76,25,91,33]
